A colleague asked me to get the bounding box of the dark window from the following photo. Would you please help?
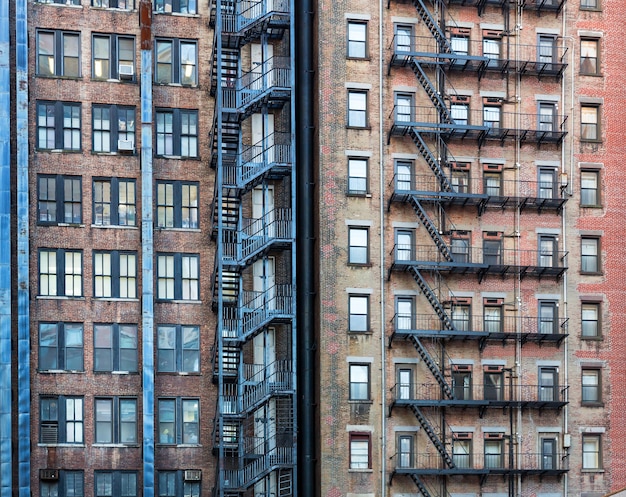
[349,433,371,469]
[397,435,414,468]
[156,181,199,228]
[539,301,558,334]
[538,168,557,198]
[541,437,557,470]
[484,437,504,468]
[157,253,199,300]
[581,303,600,338]
[347,90,368,127]
[38,249,82,297]
[36,30,80,77]
[349,363,370,400]
[484,371,503,400]
[38,175,82,225]
[450,236,470,262]
[538,235,557,267]
[158,398,200,444]
[39,322,84,371]
[582,369,601,404]
[581,237,600,273]
[92,34,135,80]
[154,0,197,14]
[581,105,600,141]
[40,396,84,444]
[156,109,198,157]
[348,295,369,332]
[452,369,472,400]
[155,39,198,85]
[484,305,502,333]
[581,170,599,206]
[41,471,84,497]
[95,472,138,497]
[157,325,200,373]
[347,157,368,195]
[94,323,138,372]
[157,471,201,497]
[581,39,599,74]
[347,21,368,58]
[539,367,558,401]
[95,397,138,444]
[92,105,136,152]
[93,178,137,226]
[582,435,602,469]
[92,0,135,9]
[483,236,502,265]
[37,101,81,151]
[348,227,369,265]
[93,251,138,299]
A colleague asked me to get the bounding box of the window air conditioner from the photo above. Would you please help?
[184,470,202,481]
[118,139,135,152]
[40,469,59,480]
[119,63,134,79]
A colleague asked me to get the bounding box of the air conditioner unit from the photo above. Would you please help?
[40,469,59,480]
[184,470,202,481]
[119,63,134,79]
[118,139,135,152]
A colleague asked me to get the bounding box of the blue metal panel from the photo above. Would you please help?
[0,0,12,494]
[141,47,155,497]
[15,0,31,495]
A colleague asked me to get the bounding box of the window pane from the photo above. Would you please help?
[157,326,176,372]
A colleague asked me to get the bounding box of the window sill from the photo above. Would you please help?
[155,155,201,160]
[581,335,603,341]
[39,369,84,374]
[155,227,201,232]
[581,402,605,407]
[156,299,202,304]
[38,443,85,447]
[582,468,605,473]
[38,223,84,228]
[92,151,137,156]
[153,11,200,17]
[346,126,372,130]
[37,295,85,300]
[37,149,82,153]
[580,204,603,208]
[156,443,202,447]
[579,6,602,11]
[99,370,138,374]
[348,468,373,473]
[347,57,371,61]
[348,263,372,268]
[92,443,140,448]
[580,72,603,77]
[580,271,603,276]
[93,297,140,302]
[36,74,82,80]
[91,224,138,229]
[157,371,201,376]
[35,2,83,8]
[348,330,373,335]
[346,192,371,198]
[88,6,135,12]
[580,140,603,145]
[348,400,373,404]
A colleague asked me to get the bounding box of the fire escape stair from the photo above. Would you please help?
[407,335,453,399]
[409,60,453,124]
[410,0,452,54]
[408,474,433,497]
[409,404,455,468]
[278,469,294,497]
[407,197,453,262]
[409,130,453,192]
[210,48,239,97]
[407,267,454,330]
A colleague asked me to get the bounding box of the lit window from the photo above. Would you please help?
[347,90,368,128]
[347,157,368,195]
[93,105,136,153]
[40,396,84,444]
[156,109,198,157]
[483,38,501,63]
[395,160,413,192]
[483,305,502,333]
[154,0,197,14]
[95,397,138,444]
[157,253,200,300]
[581,39,599,74]
[581,237,600,273]
[580,170,599,206]
[157,324,200,373]
[395,228,414,261]
[582,369,601,404]
[158,398,200,444]
[38,322,83,371]
[483,106,501,128]
[349,363,370,400]
[451,102,469,125]
[347,21,367,58]
[155,39,198,85]
[37,175,82,225]
[92,34,135,80]
[37,101,81,151]
[348,295,369,332]
[92,0,135,9]
[348,227,369,265]
[450,35,469,56]
[95,472,138,497]
[394,25,413,52]
[93,178,137,226]
[581,303,600,338]
[395,297,414,331]
[156,181,199,228]
[397,435,414,468]
[582,434,602,469]
[36,30,80,77]
[349,433,371,469]
[94,323,138,372]
[39,249,82,297]
[581,105,600,141]
[93,251,137,299]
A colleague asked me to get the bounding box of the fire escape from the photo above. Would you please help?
[209,1,296,496]
[386,0,569,495]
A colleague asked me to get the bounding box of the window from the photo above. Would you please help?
[95,472,138,497]
[156,109,198,157]
[40,396,84,444]
[538,167,557,199]
[484,369,503,400]
[395,93,413,123]
[396,367,413,400]
[538,235,557,267]
[158,398,200,444]
[41,471,84,497]
[155,39,198,85]
[451,303,470,331]
[37,101,81,151]
[94,323,138,372]
[483,105,501,128]
[450,234,470,262]
[156,181,199,228]
[349,433,371,469]
[37,0,80,4]
[483,172,502,196]
[92,105,136,152]
[93,178,137,226]
[92,0,135,9]
[396,297,414,331]
[483,37,501,63]
[581,237,600,273]
[349,295,369,332]
[539,367,558,401]
[483,235,502,265]
[581,39,599,74]
[394,25,413,52]
[451,169,469,193]
[581,105,600,141]
[452,436,472,468]
[92,34,135,80]
[581,303,600,338]
[484,436,504,468]
[395,229,414,261]
[39,322,83,371]
[484,305,502,333]
[538,35,556,66]
[395,160,413,192]
[95,397,138,444]
[157,325,200,373]
[582,434,602,469]
[157,253,200,300]
[450,34,469,56]
[451,102,469,125]
[539,301,558,334]
[349,364,370,400]
[348,227,369,265]
[452,367,472,400]
[582,369,601,404]
[158,471,201,497]
[38,175,82,225]
[93,251,137,298]
[581,170,599,206]
[541,437,557,470]
[39,249,82,297]
[347,157,368,195]
[580,0,599,10]
[347,90,368,128]
[347,21,367,58]
[36,30,80,77]
[154,0,197,14]
[538,103,557,132]
[397,435,414,468]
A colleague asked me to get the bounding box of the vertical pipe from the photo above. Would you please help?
[0,0,12,495]
[140,1,155,496]
[15,0,31,494]
[295,0,316,495]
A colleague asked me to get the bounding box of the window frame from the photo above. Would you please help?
[93,250,138,299]
[348,294,370,332]
[349,363,371,401]
[157,397,200,445]
[452,368,472,400]
[349,432,372,469]
[38,322,84,372]
[580,0,600,11]
[40,395,84,445]
[94,323,139,372]
[395,228,415,261]
[156,180,199,229]
[155,108,199,157]
[347,157,369,195]
[582,434,602,469]
[581,237,600,274]
[92,0,135,9]
[397,434,415,469]
[156,253,200,301]
[36,30,80,78]
[348,226,370,266]
[93,178,137,227]
[92,33,136,81]
[38,248,83,297]
[483,305,502,333]
[395,160,413,192]
[37,174,82,225]
[452,436,472,468]
[581,104,601,142]
[580,170,600,207]
[394,92,414,123]
[581,302,600,339]
[94,471,138,497]
[580,38,600,75]
[484,371,504,401]
[484,437,505,469]
[450,233,470,262]
[155,38,198,85]
[538,234,557,268]
[157,471,201,497]
[154,0,198,14]
[347,20,368,59]
[539,366,559,402]
[394,24,413,53]
[347,90,369,128]
[396,366,414,400]
[451,303,471,331]
[94,397,138,444]
[92,104,137,153]
[395,296,415,332]
[483,105,501,128]
[37,101,82,151]
[157,324,200,373]
[539,300,558,335]
[581,368,602,405]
